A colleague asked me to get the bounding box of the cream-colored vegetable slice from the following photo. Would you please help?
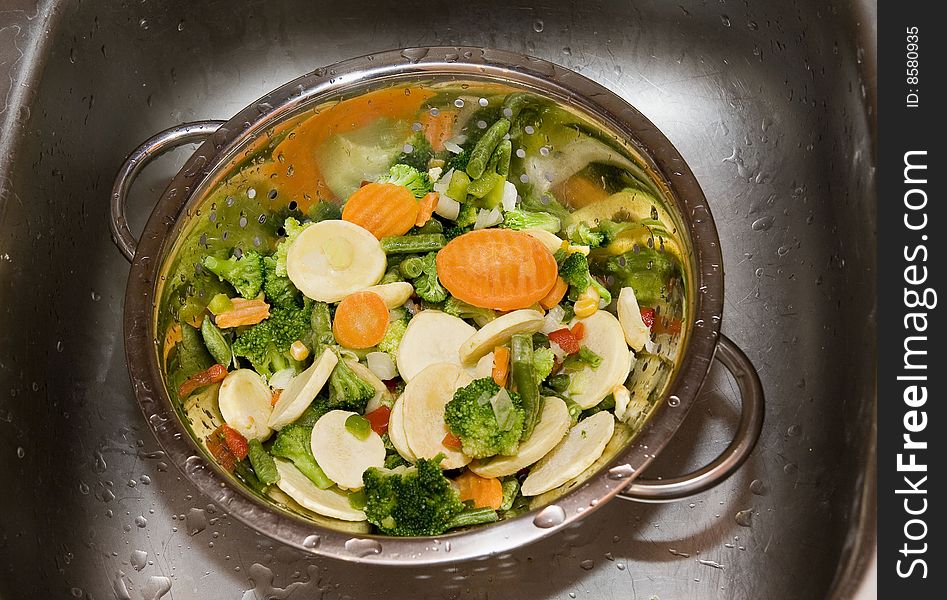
[566,311,633,409]
[387,396,416,462]
[310,410,385,490]
[273,458,367,521]
[468,352,495,380]
[524,228,564,254]
[286,219,387,302]
[363,281,414,309]
[521,411,615,496]
[617,286,651,351]
[458,309,545,366]
[396,311,476,381]
[347,359,393,413]
[218,369,273,441]
[469,397,570,478]
[268,348,338,430]
[401,363,472,469]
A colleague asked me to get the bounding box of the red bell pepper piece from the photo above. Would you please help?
[365,406,392,436]
[178,364,228,398]
[548,327,580,355]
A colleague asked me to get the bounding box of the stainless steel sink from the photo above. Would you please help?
[0,0,875,598]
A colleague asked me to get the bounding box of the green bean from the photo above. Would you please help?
[446,507,499,530]
[200,316,233,367]
[511,333,543,441]
[414,218,443,235]
[399,256,424,279]
[502,92,532,121]
[466,172,505,199]
[380,234,446,255]
[491,139,512,176]
[465,118,510,180]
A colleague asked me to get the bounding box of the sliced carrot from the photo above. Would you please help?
[550,172,611,210]
[492,346,511,388]
[333,291,389,349]
[420,108,457,152]
[342,182,420,239]
[215,298,270,328]
[455,471,504,510]
[436,229,559,311]
[539,277,569,310]
[178,364,228,398]
[415,192,439,227]
[442,432,463,450]
[570,321,586,342]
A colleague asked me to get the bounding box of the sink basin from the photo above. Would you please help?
[0,0,875,598]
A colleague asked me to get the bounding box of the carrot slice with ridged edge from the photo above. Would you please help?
[342,182,419,239]
[436,229,558,311]
[454,471,504,509]
[332,291,390,349]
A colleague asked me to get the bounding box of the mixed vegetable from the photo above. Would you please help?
[162,84,685,536]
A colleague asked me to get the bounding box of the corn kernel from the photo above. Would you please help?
[290,340,310,361]
[574,287,600,318]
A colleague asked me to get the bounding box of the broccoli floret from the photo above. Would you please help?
[520,191,571,222]
[443,297,496,326]
[327,357,376,413]
[591,219,633,246]
[269,424,332,488]
[410,252,447,303]
[565,222,605,248]
[455,203,478,228]
[377,319,409,361]
[531,346,555,385]
[231,305,312,379]
[502,208,562,234]
[274,217,312,277]
[444,378,525,459]
[361,456,467,536]
[292,398,333,428]
[262,255,301,308]
[377,164,432,199]
[445,147,471,173]
[202,251,264,299]
[558,253,593,293]
[604,247,679,306]
[395,133,434,172]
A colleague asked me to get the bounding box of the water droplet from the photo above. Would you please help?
[579,559,595,570]
[533,19,545,33]
[669,549,690,558]
[345,538,382,557]
[135,515,148,528]
[749,479,767,495]
[751,216,774,231]
[721,15,731,27]
[698,558,725,569]
[302,535,320,549]
[70,587,83,597]
[16,447,24,458]
[131,550,148,571]
[138,18,149,30]
[533,505,566,528]
[400,47,429,63]
[562,47,572,56]
[667,395,681,407]
[734,509,753,527]
[186,508,207,535]
[607,464,635,480]
[787,424,801,437]
[777,244,791,257]
[141,575,172,600]
[78,481,90,494]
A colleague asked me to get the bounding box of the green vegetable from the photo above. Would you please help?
[269,425,333,489]
[168,324,214,392]
[547,373,570,393]
[499,479,520,511]
[377,319,409,360]
[361,456,468,536]
[490,139,512,177]
[413,219,444,235]
[502,208,562,233]
[309,301,335,355]
[399,256,424,279]
[444,146,471,173]
[531,346,555,385]
[274,217,312,277]
[345,414,372,440]
[395,133,434,172]
[562,347,603,370]
[466,118,510,179]
[591,219,633,246]
[502,92,531,120]
[247,439,279,486]
[348,489,368,510]
[443,297,497,326]
[444,378,525,458]
[328,357,376,413]
[564,398,583,424]
[207,293,233,315]
[262,255,301,309]
[292,399,333,428]
[202,251,264,299]
[520,192,571,222]
[604,246,679,306]
[200,316,233,367]
[234,459,268,495]
[565,222,605,248]
[446,507,499,529]
[308,200,342,223]
[410,252,447,303]
[377,164,432,199]
[581,394,616,419]
[558,253,593,293]
[380,234,447,254]
[231,305,312,379]
[446,169,471,200]
[510,334,542,441]
[466,172,505,199]
[455,203,479,228]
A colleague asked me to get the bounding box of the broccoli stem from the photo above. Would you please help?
[511,333,543,442]
[466,118,510,180]
[200,316,233,367]
[446,170,470,201]
[446,507,499,530]
[399,256,424,279]
[381,234,447,255]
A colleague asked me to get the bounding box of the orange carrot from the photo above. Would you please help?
[492,346,511,388]
[332,291,389,349]
[550,173,611,210]
[270,389,282,407]
[342,182,419,239]
[215,298,270,328]
[455,471,504,510]
[442,432,463,450]
[420,108,457,152]
[539,277,569,310]
[436,229,559,311]
[570,321,586,342]
[415,192,439,227]
[178,364,228,399]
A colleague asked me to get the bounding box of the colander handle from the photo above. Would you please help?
[110,121,226,262]
[617,334,764,503]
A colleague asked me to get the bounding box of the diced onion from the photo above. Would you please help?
[500,181,518,212]
[473,208,503,230]
[489,388,516,431]
[541,305,567,334]
[427,166,443,182]
[444,141,464,154]
[366,352,398,381]
[268,368,296,390]
[433,168,454,193]
[435,193,461,220]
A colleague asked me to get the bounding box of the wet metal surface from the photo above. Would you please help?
[0,1,874,598]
